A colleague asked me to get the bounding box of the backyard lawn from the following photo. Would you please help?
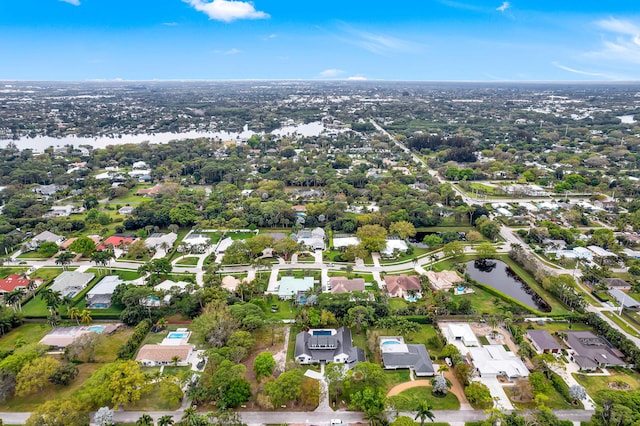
[387,386,460,410]
[573,369,640,396]
[384,369,411,390]
[0,323,52,352]
[175,256,200,266]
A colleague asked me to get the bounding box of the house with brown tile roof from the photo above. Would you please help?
[329,277,365,294]
[384,275,421,298]
[135,344,194,366]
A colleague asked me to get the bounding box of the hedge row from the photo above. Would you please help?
[117,319,152,359]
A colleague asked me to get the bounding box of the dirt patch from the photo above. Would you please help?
[608,381,631,390]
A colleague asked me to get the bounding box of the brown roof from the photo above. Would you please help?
[135,344,193,363]
[384,275,421,295]
[330,277,366,294]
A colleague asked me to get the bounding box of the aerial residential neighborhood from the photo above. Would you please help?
[0,79,639,426]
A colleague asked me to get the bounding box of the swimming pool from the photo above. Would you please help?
[91,303,109,309]
[167,332,188,339]
[87,325,106,333]
[382,341,400,346]
[312,330,332,336]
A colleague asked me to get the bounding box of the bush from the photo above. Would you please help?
[117,319,152,359]
[550,372,572,403]
[49,363,79,385]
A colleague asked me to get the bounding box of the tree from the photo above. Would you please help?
[26,398,89,426]
[136,414,154,426]
[68,236,96,257]
[157,415,175,426]
[48,363,79,386]
[264,369,305,407]
[67,307,80,325]
[476,242,497,259]
[54,251,74,270]
[94,407,115,426]
[37,242,59,258]
[356,224,388,253]
[169,203,198,227]
[191,300,240,347]
[273,237,300,260]
[414,400,436,425]
[392,416,416,426]
[347,305,374,333]
[464,382,493,409]
[432,375,448,396]
[569,384,586,402]
[4,288,24,313]
[350,387,386,426]
[253,352,276,381]
[389,221,417,240]
[15,357,59,396]
[442,241,464,259]
[454,362,473,386]
[77,360,147,409]
[79,309,92,325]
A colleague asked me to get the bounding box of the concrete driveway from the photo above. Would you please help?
[475,377,514,410]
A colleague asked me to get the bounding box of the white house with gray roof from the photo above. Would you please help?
[294,327,365,366]
[50,271,95,298]
[380,336,435,376]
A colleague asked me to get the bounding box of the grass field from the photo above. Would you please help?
[226,231,257,241]
[329,271,376,283]
[507,383,575,410]
[387,386,460,410]
[573,369,640,397]
[0,267,29,279]
[384,369,411,390]
[125,382,182,411]
[175,256,200,266]
[0,323,52,352]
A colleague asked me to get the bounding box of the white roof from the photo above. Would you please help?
[50,271,95,295]
[469,345,529,378]
[446,323,479,346]
[518,202,538,211]
[155,279,191,292]
[87,275,122,296]
[382,239,409,256]
[587,245,617,257]
[145,232,178,249]
[278,276,314,298]
[333,236,360,249]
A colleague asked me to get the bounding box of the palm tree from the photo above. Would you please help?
[487,315,500,338]
[171,355,180,367]
[135,413,154,426]
[67,306,81,325]
[414,401,436,425]
[157,415,174,426]
[4,288,25,312]
[80,309,92,324]
[55,251,74,271]
[40,288,62,315]
[155,317,167,332]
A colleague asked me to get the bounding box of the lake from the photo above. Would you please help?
[465,259,550,312]
[0,121,347,152]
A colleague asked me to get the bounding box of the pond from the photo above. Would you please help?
[465,259,551,312]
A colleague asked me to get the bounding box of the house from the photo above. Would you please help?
[181,233,210,253]
[145,232,178,251]
[96,234,136,251]
[0,274,42,294]
[564,331,626,371]
[278,276,315,299]
[622,248,640,260]
[608,288,640,310]
[527,330,562,354]
[587,245,617,259]
[381,238,409,258]
[118,206,134,215]
[49,271,95,298]
[40,324,119,349]
[384,275,421,299]
[294,327,365,366]
[32,184,66,198]
[86,275,123,309]
[332,235,360,249]
[28,231,64,249]
[379,336,435,376]
[442,323,480,347]
[602,278,632,291]
[294,228,325,250]
[136,184,163,197]
[135,344,194,367]
[329,277,365,294]
[132,161,148,169]
[155,279,192,293]
[468,345,529,380]
[425,270,463,290]
[45,205,75,218]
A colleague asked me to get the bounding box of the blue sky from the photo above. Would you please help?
[1,0,639,81]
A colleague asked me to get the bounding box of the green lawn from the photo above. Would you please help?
[329,271,376,283]
[140,324,184,346]
[508,384,576,410]
[0,267,29,279]
[573,369,640,396]
[389,298,409,312]
[29,267,64,282]
[73,298,124,317]
[226,231,258,241]
[0,323,52,351]
[277,269,321,281]
[202,232,222,244]
[85,268,141,281]
[125,382,182,411]
[175,256,200,266]
[526,321,592,333]
[602,311,640,338]
[265,299,296,321]
[387,386,460,410]
[384,369,411,390]
[17,251,51,259]
[379,247,431,265]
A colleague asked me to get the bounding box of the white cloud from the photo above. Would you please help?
[213,48,241,55]
[347,75,367,81]
[319,69,345,78]
[184,0,269,23]
[60,0,80,5]
[163,22,179,26]
[552,62,623,80]
[588,18,640,65]
[338,25,418,55]
[496,2,510,12]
